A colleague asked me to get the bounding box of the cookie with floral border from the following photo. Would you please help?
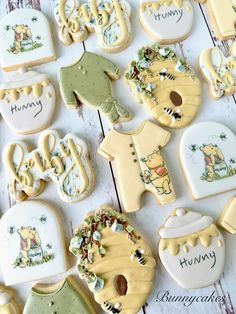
[125,43,201,128]
[0,201,69,286]
[2,130,95,203]
[179,121,236,200]
[70,205,156,314]
[140,0,195,44]
[0,285,20,314]
[0,9,56,71]
[158,208,225,289]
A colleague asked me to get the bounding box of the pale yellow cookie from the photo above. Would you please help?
[0,285,20,314]
[217,197,236,234]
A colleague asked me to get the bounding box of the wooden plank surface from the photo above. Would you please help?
[0,0,235,313]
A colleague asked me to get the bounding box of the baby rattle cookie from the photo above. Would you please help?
[0,68,56,134]
[179,121,236,200]
[0,285,20,314]
[199,42,236,99]
[60,51,131,124]
[0,201,69,286]
[158,208,225,289]
[70,205,156,314]
[125,43,201,128]
[23,277,96,314]
[3,130,95,203]
[98,120,176,212]
[197,0,236,40]
[139,0,194,44]
[54,0,131,52]
[0,9,56,71]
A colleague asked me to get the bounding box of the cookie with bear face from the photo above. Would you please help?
[70,205,156,314]
[125,43,201,128]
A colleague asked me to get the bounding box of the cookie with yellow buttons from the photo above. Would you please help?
[70,205,156,314]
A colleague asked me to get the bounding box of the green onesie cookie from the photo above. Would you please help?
[60,51,131,124]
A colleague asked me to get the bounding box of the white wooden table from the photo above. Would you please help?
[0,1,235,313]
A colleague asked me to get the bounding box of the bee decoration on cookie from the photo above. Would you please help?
[130,248,146,265]
[164,108,182,123]
[159,68,175,81]
[103,302,121,314]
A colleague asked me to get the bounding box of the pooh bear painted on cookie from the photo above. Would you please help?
[11,24,33,54]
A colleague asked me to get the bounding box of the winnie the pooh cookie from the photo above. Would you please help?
[60,51,131,124]
[54,0,131,52]
[158,208,225,289]
[3,130,95,203]
[0,68,56,134]
[140,0,195,44]
[0,9,56,71]
[197,0,236,40]
[98,120,176,212]
[179,121,236,200]
[0,201,68,286]
[0,285,20,314]
[125,43,201,128]
[23,277,96,314]
[70,205,156,314]
[199,42,236,99]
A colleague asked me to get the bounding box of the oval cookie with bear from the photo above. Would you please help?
[70,205,156,314]
[125,43,201,128]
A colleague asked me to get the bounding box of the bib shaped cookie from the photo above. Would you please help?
[140,0,194,44]
[0,201,68,286]
[0,9,56,71]
[70,206,156,314]
[180,121,236,199]
[0,69,56,134]
[158,208,225,289]
[126,44,201,128]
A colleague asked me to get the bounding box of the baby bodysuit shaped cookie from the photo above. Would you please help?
[125,43,201,128]
[0,201,68,286]
[0,285,20,314]
[23,277,95,314]
[199,42,236,99]
[60,51,131,124]
[179,121,236,200]
[158,208,225,289]
[3,130,94,203]
[55,0,131,52]
[140,0,194,44]
[0,9,56,71]
[70,205,156,314]
[0,69,56,134]
[98,120,176,212]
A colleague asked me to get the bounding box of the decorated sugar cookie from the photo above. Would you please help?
[198,0,236,40]
[23,277,95,314]
[158,208,225,289]
[140,0,194,44]
[217,197,236,234]
[3,130,95,203]
[125,43,201,128]
[179,121,236,200]
[54,0,131,52]
[98,120,176,212]
[0,201,68,286]
[199,42,236,99]
[0,285,20,314]
[0,9,56,71]
[70,205,156,314]
[60,51,131,124]
[0,68,56,134]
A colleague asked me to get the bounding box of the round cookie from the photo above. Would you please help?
[70,205,156,314]
[125,43,201,128]
[158,208,225,289]
[0,285,20,314]
[139,0,194,44]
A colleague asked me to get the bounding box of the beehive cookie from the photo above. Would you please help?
[158,208,225,289]
[125,43,201,128]
[70,205,156,314]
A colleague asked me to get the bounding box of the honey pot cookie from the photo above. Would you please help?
[70,205,156,314]
[158,208,225,289]
[125,43,201,128]
[0,285,20,314]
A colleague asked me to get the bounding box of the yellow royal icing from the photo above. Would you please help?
[140,0,184,12]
